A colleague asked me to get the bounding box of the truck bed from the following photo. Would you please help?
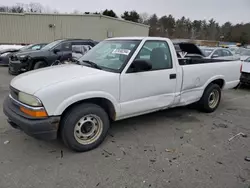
[178,57,233,65]
[173,42,235,65]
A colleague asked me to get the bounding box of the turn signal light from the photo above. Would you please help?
[20,106,48,118]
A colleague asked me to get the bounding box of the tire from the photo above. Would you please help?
[60,103,110,152]
[8,68,19,75]
[33,61,46,70]
[198,84,221,113]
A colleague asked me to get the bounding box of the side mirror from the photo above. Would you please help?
[130,59,152,72]
[53,49,60,53]
[212,54,219,58]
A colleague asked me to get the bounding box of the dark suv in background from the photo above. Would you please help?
[8,39,98,75]
[0,43,47,66]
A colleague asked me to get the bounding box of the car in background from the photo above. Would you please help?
[228,46,240,54]
[72,44,95,60]
[240,57,250,85]
[0,43,47,65]
[8,39,97,75]
[200,47,239,60]
[0,45,23,51]
[239,49,250,61]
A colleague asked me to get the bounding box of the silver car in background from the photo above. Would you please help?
[239,49,250,61]
[200,47,240,60]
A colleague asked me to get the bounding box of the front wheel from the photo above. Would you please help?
[8,67,19,75]
[33,61,47,70]
[60,103,110,152]
[198,84,221,113]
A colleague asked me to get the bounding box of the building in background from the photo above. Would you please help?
[0,13,149,44]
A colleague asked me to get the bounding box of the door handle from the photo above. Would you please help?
[169,74,176,79]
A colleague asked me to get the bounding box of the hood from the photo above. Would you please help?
[10,64,107,94]
[240,56,250,61]
[15,49,47,57]
[0,48,20,54]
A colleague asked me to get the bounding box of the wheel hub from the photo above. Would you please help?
[74,114,103,145]
[208,89,219,109]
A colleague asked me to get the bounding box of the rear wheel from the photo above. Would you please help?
[198,84,221,113]
[33,61,46,70]
[60,103,110,152]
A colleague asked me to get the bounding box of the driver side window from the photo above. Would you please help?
[31,45,41,50]
[134,41,173,71]
[212,49,223,57]
[54,42,72,51]
[222,49,232,56]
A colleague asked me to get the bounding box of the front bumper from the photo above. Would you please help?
[3,96,60,140]
[8,60,29,75]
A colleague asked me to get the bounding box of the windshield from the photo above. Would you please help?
[201,48,214,57]
[78,40,141,72]
[19,44,33,51]
[229,47,238,54]
[42,40,63,50]
[241,49,250,56]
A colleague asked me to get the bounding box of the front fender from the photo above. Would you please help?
[53,91,120,116]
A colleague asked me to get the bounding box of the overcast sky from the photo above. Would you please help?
[2,0,250,24]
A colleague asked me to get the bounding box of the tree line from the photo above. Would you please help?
[1,3,249,44]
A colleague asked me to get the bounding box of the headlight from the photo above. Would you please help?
[19,55,28,60]
[0,52,10,57]
[18,92,42,107]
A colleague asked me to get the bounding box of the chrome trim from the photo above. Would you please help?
[9,94,45,111]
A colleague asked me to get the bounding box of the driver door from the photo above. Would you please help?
[50,42,72,64]
[119,40,177,118]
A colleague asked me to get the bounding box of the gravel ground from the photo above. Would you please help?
[0,66,249,188]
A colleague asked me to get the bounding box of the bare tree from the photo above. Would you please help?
[139,12,149,24]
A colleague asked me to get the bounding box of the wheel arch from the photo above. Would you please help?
[197,76,225,102]
[29,58,49,70]
[204,76,225,90]
[210,78,225,89]
[54,92,119,121]
[61,97,117,121]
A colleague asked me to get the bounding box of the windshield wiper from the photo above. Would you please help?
[71,58,81,65]
[81,60,102,70]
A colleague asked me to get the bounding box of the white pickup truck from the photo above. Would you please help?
[3,37,241,152]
